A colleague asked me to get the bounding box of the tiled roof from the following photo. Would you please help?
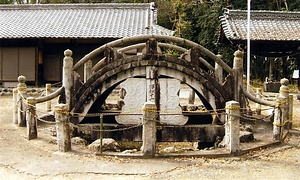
[0,3,174,39]
[219,8,300,42]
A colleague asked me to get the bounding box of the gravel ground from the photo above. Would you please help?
[1,94,300,180]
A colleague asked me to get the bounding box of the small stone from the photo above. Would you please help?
[162,146,178,153]
[187,104,196,111]
[240,131,255,143]
[240,124,253,132]
[48,127,56,136]
[71,137,87,146]
[122,149,138,154]
[88,138,120,152]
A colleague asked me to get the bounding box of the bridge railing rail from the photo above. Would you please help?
[13,75,65,141]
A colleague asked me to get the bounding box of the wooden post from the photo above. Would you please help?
[17,75,27,127]
[232,50,244,107]
[225,101,240,155]
[12,88,18,124]
[84,60,92,83]
[141,102,157,158]
[255,88,262,115]
[45,83,52,112]
[55,104,71,152]
[63,49,74,110]
[26,97,37,140]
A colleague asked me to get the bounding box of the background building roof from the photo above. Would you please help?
[220,8,300,42]
[0,3,173,39]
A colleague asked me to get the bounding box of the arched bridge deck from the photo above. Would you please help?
[68,35,239,124]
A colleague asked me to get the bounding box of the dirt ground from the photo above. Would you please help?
[1,93,300,180]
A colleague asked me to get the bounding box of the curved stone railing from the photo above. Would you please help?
[36,86,64,103]
[243,89,276,107]
[73,35,232,75]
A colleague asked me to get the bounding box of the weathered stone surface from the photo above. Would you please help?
[88,138,120,152]
[116,78,187,125]
[115,78,146,124]
[141,101,157,157]
[71,137,88,146]
[159,79,188,125]
[121,149,138,154]
[162,146,178,153]
[240,124,253,132]
[218,130,255,147]
[239,131,254,143]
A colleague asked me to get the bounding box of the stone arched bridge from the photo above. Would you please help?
[64,35,247,125]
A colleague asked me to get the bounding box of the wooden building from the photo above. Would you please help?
[0,3,173,87]
[219,8,300,58]
[219,8,300,91]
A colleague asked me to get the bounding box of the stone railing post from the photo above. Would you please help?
[55,104,71,152]
[232,50,244,107]
[12,88,18,124]
[215,54,223,84]
[288,95,293,129]
[225,101,240,155]
[84,60,92,83]
[17,75,27,127]
[279,78,291,129]
[26,97,37,140]
[141,101,157,158]
[45,83,52,112]
[273,96,286,140]
[255,88,262,115]
[63,49,74,109]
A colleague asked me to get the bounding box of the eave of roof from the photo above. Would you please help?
[219,8,300,42]
[0,3,174,39]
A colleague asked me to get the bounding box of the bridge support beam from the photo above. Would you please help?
[146,66,159,104]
